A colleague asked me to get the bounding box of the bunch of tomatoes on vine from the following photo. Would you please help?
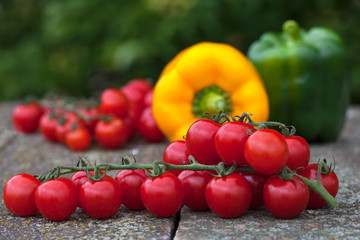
[11,78,165,151]
[4,110,339,221]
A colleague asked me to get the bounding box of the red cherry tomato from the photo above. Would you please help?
[215,122,254,166]
[285,136,310,170]
[35,178,78,221]
[3,174,41,216]
[121,86,146,111]
[298,163,339,209]
[185,119,221,165]
[94,116,127,149]
[178,170,213,210]
[263,174,309,219]
[141,173,183,217]
[55,115,86,144]
[123,101,142,141]
[205,173,252,218]
[79,177,122,219]
[238,172,270,209]
[70,171,104,192]
[115,169,147,210]
[143,89,153,108]
[65,127,92,151]
[100,88,129,118]
[162,140,190,176]
[125,78,152,96]
[12,102,44,133]
[244,129,289,174]
[139,107,165,143]
[80,106,100,134]
[39,112,59,142]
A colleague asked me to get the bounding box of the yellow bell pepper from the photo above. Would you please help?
[152,42,269,142]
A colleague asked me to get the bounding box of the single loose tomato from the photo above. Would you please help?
[244,129,289,174]
[297,163,339,209]
[12,102,44,133]
[115,169,147,210]
[100,88,129,118]
[3,174,41,217]
[65,127,92,151]
[141,172,183,217]
[178,170,213,210]
[39,112,59,142]
[94,116,127,149]
[263,175,309,219]
[206,173,252,218]
[79,177,122,219]
[162,140,190,176]
[215,122,254,166]
[185,119,221,165]
[139,107,165,143]
[35,178,78,221]
[285,136,311,170]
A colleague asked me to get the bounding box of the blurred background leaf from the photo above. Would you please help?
[0,0,359,102]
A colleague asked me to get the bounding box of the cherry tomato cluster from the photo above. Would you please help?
[161,118,339,219]
[12,79,165,151]
[4,115,339,221]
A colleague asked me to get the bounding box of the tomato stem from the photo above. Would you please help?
[294,161,337,208]
[36,156,256,182]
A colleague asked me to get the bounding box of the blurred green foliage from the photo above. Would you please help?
[0,0,359,102]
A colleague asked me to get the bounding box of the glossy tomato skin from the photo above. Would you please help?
[100,88,129,118]
[244,129,289,174]
[285,136,310,170]
[94,117,127,149]
[139,107,165,143]
[205,173,252,218]
[298,164,339,209]
[13,102,44,133]
[263,175,309,219]
[186,119,221,165]
[115,170,147,210]
[79,177,122,219]
[178,170,213,210]
[238,172,270,209]
[141,172,184,217]
[35,178,78,221]
[162,140,189,176]
[215,122,254,166]
[65,128,92,151]
[39,112,59,142]
[3,174,41,216]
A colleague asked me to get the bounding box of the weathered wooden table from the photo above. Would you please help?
[1,102,360,239]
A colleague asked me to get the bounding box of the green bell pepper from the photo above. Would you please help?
[248,20,349,142]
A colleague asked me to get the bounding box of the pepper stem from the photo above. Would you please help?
[283,20,301,41]
[192,85,232,118]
